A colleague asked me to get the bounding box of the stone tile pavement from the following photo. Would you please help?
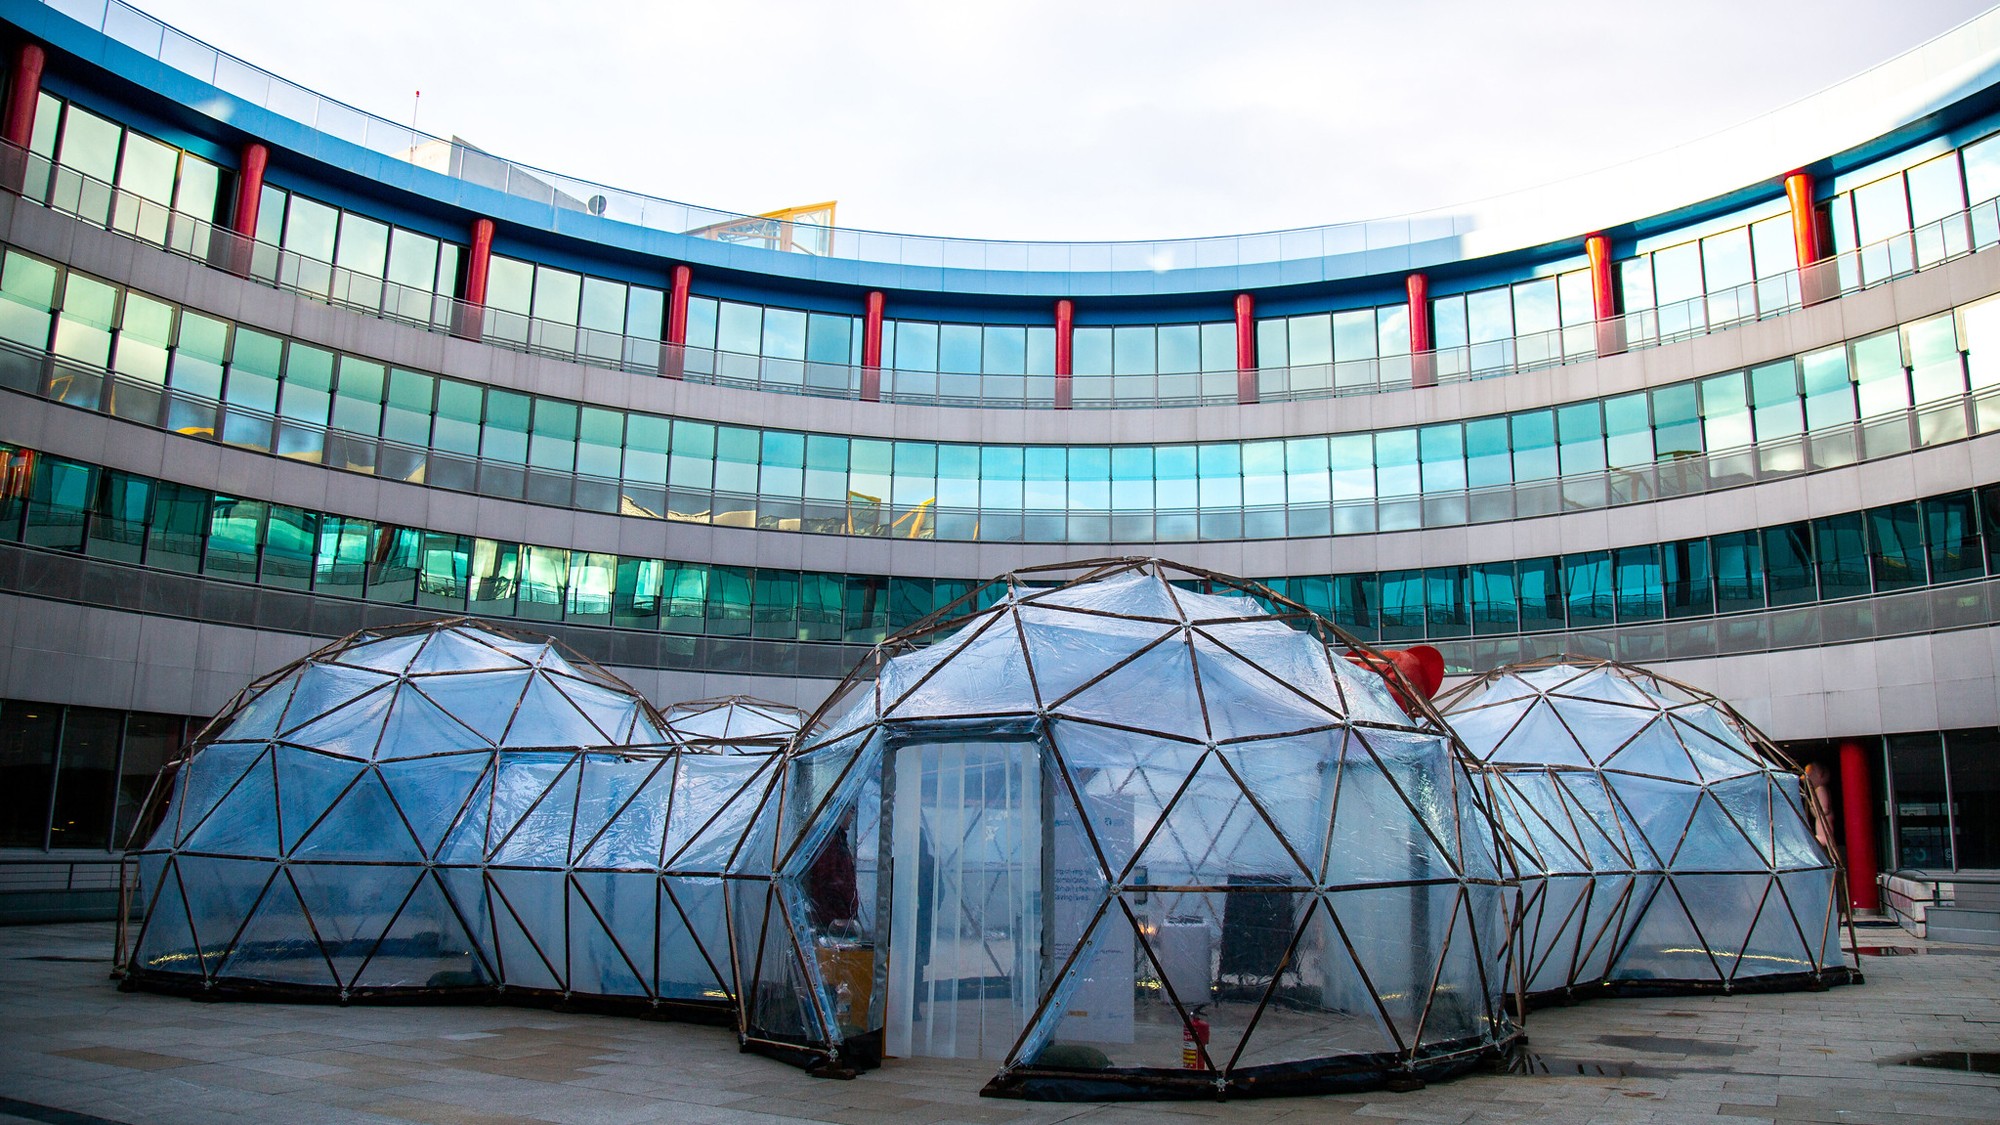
[0,922,1995,1124]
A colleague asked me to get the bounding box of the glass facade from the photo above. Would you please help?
[25,77,2000,415]
[5,243,1996,544]
[1817,728,2000,872]
[28,88,465,321]
[0,697,191,852]
[5,441,1997,648]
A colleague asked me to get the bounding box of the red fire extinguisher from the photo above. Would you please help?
[1181,1007,1211,1070]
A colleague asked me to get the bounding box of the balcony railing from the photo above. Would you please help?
[5,333,1996,545]
[4,143,1997,411]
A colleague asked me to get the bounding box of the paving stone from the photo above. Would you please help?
[3,921,1999,1124]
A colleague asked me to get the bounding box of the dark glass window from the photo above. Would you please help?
[1471,562,1519,635]
[844,575,887,645]
[1517,557,1564,632]
[1947,728,2000,869]
[260,505,317,591]
[1889,733,1952,869]
[707,566,753,637]
[86,469,150,563]
[0,702,59,848]
[1613,545,1663,621]
[1813,513,1869,600]
[1867,502,1925,591]
[1762,523,1816,606]
[313,516,370,598]
[49,707,121,850]
[24,455,93,551]
[116,713,179,850]
[1663,538,1714,618]
[1425,566,1469,639]
[1984,485,2000,576]
[613,556,663,630]
[1563,551,1613,626]
[1378,570,1425,643]
[202,496,265,580]
[366,526,421,604]
[1924,492,1983,583]
[143,481,206,572]
[1330,574,1378,641]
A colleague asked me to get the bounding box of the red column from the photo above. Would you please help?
[860,289,885,401]
[1054,298,1074,410]
[463,217,495,304]
[1787,170,1832,306]
[1785,171,1823,266]
[1585,231,1623,357]
[1406,273,1433,388]
[1234,293,1257,404]
[2,41,45,150]
[1837,739,1881,913]
[230,142,269,236]
[664,263,691,378]
[453,216,495,340]
[221,142,270,276]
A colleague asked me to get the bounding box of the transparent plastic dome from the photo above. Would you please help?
[734,559,1517,1097]
[1437,658,1854,1000]
[124,619,778,1012]
[663,695,810,750]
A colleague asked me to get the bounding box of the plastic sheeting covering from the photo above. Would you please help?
[664,696,810,749]
[742,560,1519,1098]
[120,573,1864,1103]
[124,620,781,1012]
[1438,659,1853,999]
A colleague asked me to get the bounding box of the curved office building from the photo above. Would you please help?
[2,0,1999,958]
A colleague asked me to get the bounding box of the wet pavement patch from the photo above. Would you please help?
[1592,1034,1744,1056]
[1494,1044,1731,1078]
[1892,1050,2000,1074]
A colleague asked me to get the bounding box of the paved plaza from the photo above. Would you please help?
[0,922,1995,1124]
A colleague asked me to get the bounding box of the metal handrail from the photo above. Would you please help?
[6,143,1997,412]
[7,336,1997,543]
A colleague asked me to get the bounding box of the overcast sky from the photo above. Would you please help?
[125,0,1995,241]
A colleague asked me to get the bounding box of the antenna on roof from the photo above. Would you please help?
[411,89,421,136]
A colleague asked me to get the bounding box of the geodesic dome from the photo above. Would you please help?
[123,619,781,1014]
[664,696,810,750]
[1436,658,1855,1000]
[734,559,1518,1098]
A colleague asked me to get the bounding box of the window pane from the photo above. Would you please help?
[116,713,178,849]
[1925,492,1983,584]
[1663,538,1713,618]
[1651,382,1702,458]
[531,267,582,326]
[982,325,1026,375]
[761,307,806,361]
[1800,345,1855,431]
[1614,545,1663,621]
[0,702,60,846]
[1867,502,1924,591]
[1157,324,1201,373]
[282,196,339,262]
[486,257,532,317]
[57,105,120,181]
[334,214,389,276]
[1713,530,1764,613]
[1510,410,1557,481]
[1851,330,1909,418]
[1563,551,1613,625]
[1762,523,1815,606]
[1947,728,2000,868]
